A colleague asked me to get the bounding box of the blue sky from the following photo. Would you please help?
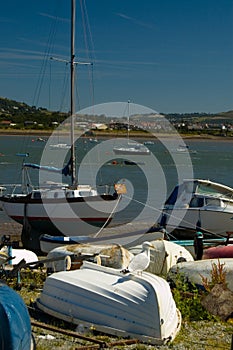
[0,0,233,114]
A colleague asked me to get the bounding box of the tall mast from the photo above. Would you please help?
[70,0,76,184]
[127,100,130,143]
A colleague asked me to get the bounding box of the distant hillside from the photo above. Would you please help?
[0,97,67,128]
[0,97,47,115]
[0,96,232,129]
[165,110,233,125]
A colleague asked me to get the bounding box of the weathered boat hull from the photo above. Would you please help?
[1,195,118,236]
[159,179,233,237]
[39,230,164,254]
[0,247,38,265]
[203,245,233,259]
[45,243,133,272]
[37,261,181,345]
[163,209,233,237]
[129,239,194,275]
[168,258,233,292]
[0,283,34,350]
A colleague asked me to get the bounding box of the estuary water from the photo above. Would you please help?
[1,134,233,230]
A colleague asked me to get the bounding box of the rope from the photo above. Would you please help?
[121,193,229,238]
[32,8,58,108]
[93,195,122,238]
[80,0,95,108]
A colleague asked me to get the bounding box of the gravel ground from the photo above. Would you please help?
[160,320,233,350]
[30,318,233,350]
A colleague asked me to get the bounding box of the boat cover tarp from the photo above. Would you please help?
[0,283,32,350]
[23,156,72,176]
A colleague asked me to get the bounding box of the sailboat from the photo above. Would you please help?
[113,101,151,155]
[0,0,125,252]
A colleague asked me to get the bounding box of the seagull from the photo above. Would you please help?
[121,241,154,274]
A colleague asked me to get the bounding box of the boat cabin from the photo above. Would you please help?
[164,179,233,210]
[31,185,98,199]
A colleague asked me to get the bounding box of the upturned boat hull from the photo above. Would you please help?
[129,239,194,275]
[37,261,181,345]
[168,258,233,292]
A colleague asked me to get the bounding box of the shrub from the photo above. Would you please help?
[200,259,227,292]
[170,272,214,321]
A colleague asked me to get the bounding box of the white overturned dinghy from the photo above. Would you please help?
[129,239,194,275]
[37,261,181,345]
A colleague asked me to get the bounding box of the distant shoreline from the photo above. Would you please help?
[0,128,232,141]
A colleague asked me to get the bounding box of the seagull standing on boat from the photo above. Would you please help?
[121,241,154,274]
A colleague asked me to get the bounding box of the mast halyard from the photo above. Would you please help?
[70,0,76,185]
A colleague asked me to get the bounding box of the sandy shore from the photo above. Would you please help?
[0,128,233,140]
[0,221,22,245]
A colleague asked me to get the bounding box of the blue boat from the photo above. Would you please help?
[16,153,29,157]
[0,283,35,350]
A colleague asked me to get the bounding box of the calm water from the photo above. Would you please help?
[1,134,233,227]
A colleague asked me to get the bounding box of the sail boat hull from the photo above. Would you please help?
[1,193,119,236]
[113,146,150,155]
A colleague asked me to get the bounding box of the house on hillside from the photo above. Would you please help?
[91,123,108,130]
[0,120,11,126]
[24,121,37,127]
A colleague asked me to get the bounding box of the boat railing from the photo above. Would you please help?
[0,182,39,196]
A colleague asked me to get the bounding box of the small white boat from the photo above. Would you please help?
[168,258,233,292]
[143,140,154,145]
[36,137,46,142]
[39,234,88,253]
[88,138,98,143]
[49,143,70,149]
[45,243,133,272]
[112,101,151,156]
[172,145,197,154]
[0,246,38,265]
[158,179,233,237]
[39,229,164,254]
[129,239,194,275]
[113,144,151,155]
[37,261,181,345]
